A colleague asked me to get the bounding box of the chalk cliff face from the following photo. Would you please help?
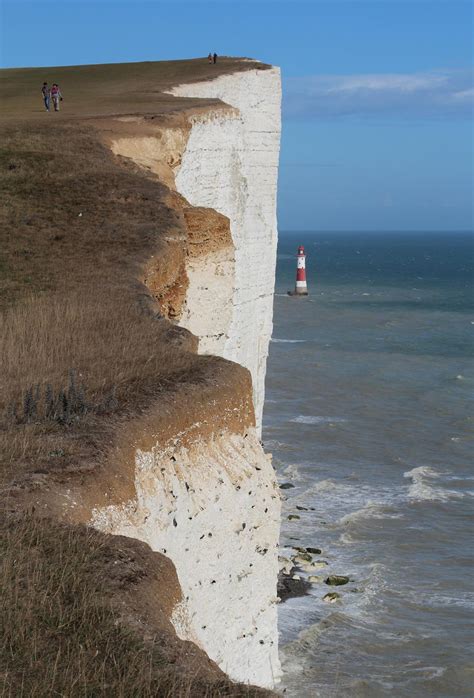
[93,428,281,686]
[169,67,281,435]
[93,66,282,688]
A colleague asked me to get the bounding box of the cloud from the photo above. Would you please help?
[284,69,473,119]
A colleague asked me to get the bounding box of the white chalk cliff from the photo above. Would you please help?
[93,66,282,688]
[169,67,281,435]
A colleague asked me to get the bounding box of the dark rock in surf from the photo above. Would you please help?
[292,551,312,563]
[278,567,311,602]
[323,592,341,603]
[324,575,349,586]
[280,482,295,490]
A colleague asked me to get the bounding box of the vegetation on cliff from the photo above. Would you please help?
[0,59,273,696]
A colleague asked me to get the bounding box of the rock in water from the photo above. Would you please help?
[303,560,328,571]
[280,482,295,490]
[293,552,312,564]
[306,547,322,555]
[288,514,300,521]
[308,575,323,583]
[278,556,293,575]
[324,575,350,586]
[277,568,311,602]
[323,592,341,603]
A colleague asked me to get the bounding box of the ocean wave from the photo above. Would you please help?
[298,478,339,496]
[399,587,474,612]
[338,502,402,526]
[271,338,306,343]
[403,466,464,502]
[338,531,357,545]
[263,438,296,453]
[290,415,347,425]
[282,462,303,482]
[404,466,444,479]
[290,479,403,524]
[422,592,474,611]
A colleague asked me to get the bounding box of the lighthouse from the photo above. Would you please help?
[289,245,308,296]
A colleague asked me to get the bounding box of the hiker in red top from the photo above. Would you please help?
[50,83,63,112]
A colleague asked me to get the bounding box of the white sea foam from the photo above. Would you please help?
[271,338,306,343]
[412,666,447,680]
[281,463,303,482]
[403,466,464,502]
[290,478,403,522]
[399,587,474,612]
[298,478,339,496]
[290,415,347,425]
[264,439,296,453]
[424,592,474,611]
[338,502,402,526]
[338,531,357,545]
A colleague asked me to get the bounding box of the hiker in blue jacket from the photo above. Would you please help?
[41,82,50,112]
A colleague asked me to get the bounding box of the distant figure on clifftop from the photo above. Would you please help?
[213,52,218,64]
[41,82,50,112]
[50,83,63,112]
[208,53,213,63]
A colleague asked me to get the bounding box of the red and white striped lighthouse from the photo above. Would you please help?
[293,245,308,295]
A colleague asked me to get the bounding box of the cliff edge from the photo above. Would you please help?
[0,57,281,692]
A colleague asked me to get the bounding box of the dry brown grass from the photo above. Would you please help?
[0,292,212,485]
[0,57,269,121]
[0,514,271,697]
[0,60,272,697]
[0,121,212,485]
[0,122,178,308]
[1,294,183,412]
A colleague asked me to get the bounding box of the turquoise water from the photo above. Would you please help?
[263,232,473,697]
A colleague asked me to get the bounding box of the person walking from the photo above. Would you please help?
[50,83,63,112]
[213,52,218,64]
[208,53,213,63]
[41,82,50,112]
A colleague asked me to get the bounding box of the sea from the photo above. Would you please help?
[263,231,474,697]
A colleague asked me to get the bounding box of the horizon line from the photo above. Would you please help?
[278,229,474,233]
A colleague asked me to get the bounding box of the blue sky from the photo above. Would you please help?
[1,0,472,231]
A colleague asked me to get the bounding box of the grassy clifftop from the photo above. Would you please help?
[0,58,273,697]
[0,57,269,120]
